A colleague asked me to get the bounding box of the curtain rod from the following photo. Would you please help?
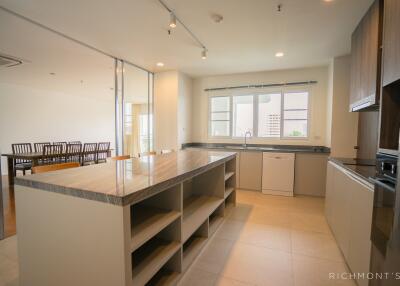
[204,80,318,92]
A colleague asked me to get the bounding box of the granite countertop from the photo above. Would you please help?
[183,143,330,154]
[329,157,377,183]
[15,149,236,206]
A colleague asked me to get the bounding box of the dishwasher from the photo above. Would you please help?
[262,152,295,196]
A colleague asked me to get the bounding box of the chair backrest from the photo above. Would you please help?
[138,151,157,157]
[66,143,82,163]
[110,155,130,161]
[82,143,97,164]
[12,143,32,164]
[34,142,51,153]
[68,141,81,144]
[161,149,174,154]
[31,162,80,174]
[42,145,63,164]
[53,142,67,153]
[97,142,110,163]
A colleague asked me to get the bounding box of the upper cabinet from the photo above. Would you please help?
[382,0,400,87]
[349,0,383,112]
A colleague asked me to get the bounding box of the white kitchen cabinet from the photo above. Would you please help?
[325,161,374,286]
[262,152,295,196]
[347,177,374,286]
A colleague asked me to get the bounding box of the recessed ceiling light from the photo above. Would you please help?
[275,52,284,57]
[156,62,164,67]
[323,0,334,2]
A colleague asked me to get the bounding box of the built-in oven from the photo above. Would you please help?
[370,153,400,285]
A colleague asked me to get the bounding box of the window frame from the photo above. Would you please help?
[208,95,232,138]
[208,88,311,140]
[281,90,311,140]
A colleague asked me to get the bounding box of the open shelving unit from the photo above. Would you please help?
[128,156,236,285]
[182,219,209,272]
[209,203,224,236]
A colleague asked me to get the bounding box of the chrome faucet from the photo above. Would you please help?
[244,131,252,148]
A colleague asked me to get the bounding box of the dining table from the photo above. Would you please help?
[1,149,112,186]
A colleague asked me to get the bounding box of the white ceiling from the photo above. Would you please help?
[0,0,373,77]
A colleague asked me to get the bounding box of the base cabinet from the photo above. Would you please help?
[239,151,262,191]
[325,162,374,286]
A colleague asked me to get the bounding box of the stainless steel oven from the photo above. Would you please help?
[370,154,400,285]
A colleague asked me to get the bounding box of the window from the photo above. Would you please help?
[209,91,309,139]
[124,103,133,135]
[139,114,153,152]
[233,95,253,137]
[210,96,230,137]
[283,92,309,138]
[258,93,281,138]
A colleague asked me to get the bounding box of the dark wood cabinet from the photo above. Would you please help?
[382,0,400,87]
[349,0,383,112]
[356,111,379,159]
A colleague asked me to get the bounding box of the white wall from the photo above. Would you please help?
[192,66,329,146]
[154,71,193,151]
[154,71,179,151]
[328,55,359,157]
[0,83,115,175]
[178,73,193,147]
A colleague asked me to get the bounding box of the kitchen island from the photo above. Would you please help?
[14,149,237,286]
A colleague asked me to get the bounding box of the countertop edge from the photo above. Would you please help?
[183,143,330,154]
[328,158,376,187]
[14,152,237,206]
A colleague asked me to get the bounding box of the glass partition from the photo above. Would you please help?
[120,63,153,157]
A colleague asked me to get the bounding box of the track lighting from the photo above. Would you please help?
[169,13,177,28]
[158,0,208,60]
[201,49,207,60]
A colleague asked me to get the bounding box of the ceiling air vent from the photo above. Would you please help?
[0,53,23,68]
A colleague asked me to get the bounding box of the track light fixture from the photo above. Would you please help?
[158,0,208,60]
[169,12,177,28]
[201,49,207,60]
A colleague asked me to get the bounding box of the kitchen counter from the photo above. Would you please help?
[329,157,376,183]
[15,149,236,206]
[183,142,330,153]
[14,149,237,286]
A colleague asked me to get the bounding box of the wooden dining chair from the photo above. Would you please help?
[34,142,51,153]
[53,142,67,153]
[11,143,32,175]
[161,149,175,154]
[138,151,157,157]
[110,155,131,161]
[42,144,63,165]
[81,143,97,166]
[68,141,81,144]
[96,142,110,164]
[65,143,82,163]
[31,162,80,174]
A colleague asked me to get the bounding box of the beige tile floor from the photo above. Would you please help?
[0,190,356,286]
[178,190,356,286]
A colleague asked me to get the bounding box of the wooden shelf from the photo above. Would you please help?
[225,172,235,181]
[132,238,180,286]
[183,196,223,242]
[209,215,224,236]
[131,206,181,252]
[182,236,207,272]
[224,187,234,199]
[146,268,181,286]
[225,201,235,216]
